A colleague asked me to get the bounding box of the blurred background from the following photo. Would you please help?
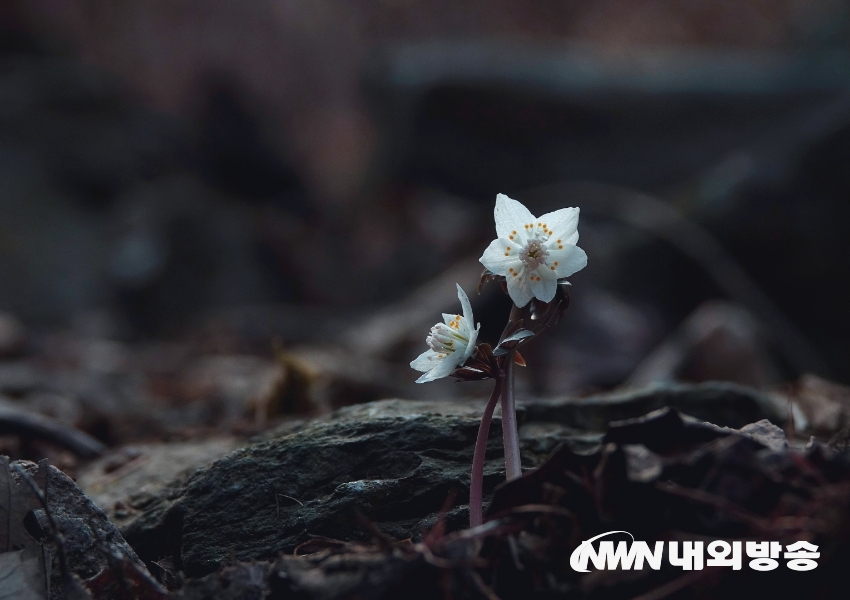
[1,1,850,456]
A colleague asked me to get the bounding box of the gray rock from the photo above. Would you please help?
[12,460,147,599]
[78,438,243,525]
[119,384,788,579]
[121,399,588,577]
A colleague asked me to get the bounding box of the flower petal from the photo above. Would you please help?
[538,207,580,245]
[495,194,535,238]
[505,268,534,307]
[529,267,558,303]
[456,283,474,325]
[415,354,461,383]
[410,349,441,372]
[548,244,587,278]
[480,238,522,275]
[463,323,480,361]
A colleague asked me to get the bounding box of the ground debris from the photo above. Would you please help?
[82,551,167,600]
[132,404,850,599]
[104,385,849,599]
[8,383,850,599]
[480,407,850,599]
[1,457,161,600]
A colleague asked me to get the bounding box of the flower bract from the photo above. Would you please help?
[479,193,587,307]
[410,284,480,383]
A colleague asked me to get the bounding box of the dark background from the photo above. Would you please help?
[1,0,849,406]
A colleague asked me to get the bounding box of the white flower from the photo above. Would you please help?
[410,284,480,383]
[479,193,587,307]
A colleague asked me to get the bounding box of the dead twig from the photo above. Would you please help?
[277,493,303,507]
[0,403,105,458]
[484,503,580,524]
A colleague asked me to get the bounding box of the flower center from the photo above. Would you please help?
[427,319,468,354]
[520,238,549,269]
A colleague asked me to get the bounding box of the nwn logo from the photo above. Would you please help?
[570,531,664,572]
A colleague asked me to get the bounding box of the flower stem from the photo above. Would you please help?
[470,376,503,528]
[500,357,522,480]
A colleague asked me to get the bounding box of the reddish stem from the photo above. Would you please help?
[500,357,522,480]
[470,376,504,528]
